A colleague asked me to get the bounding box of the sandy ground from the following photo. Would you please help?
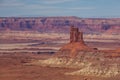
[0,53,120,80]
[0,33,120,80]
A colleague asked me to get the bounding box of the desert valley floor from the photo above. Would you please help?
[0,32,120,80]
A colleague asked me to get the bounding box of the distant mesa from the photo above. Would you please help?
[0,17,120,34]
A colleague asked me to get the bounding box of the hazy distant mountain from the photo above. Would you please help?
[0,17,120,34]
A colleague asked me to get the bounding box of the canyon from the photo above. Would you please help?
[0,17,120,80]
[0,17,120,34]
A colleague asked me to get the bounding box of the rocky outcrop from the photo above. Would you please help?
[56,26,94,58]
[65,64,120,77]
[31,51,120,77]
[70,26,84,43]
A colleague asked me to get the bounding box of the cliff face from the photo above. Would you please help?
[0,17,120,34]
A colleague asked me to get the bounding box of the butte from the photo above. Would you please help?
[56,26,96,58]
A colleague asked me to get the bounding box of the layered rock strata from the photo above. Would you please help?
[29,26,120,77]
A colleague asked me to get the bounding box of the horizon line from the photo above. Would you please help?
[0,16,120,19]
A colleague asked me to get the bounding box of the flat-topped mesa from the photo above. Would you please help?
[70,26,84,43]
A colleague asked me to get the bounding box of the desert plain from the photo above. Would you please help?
[0,31,120,80]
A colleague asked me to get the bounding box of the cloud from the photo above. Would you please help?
[0,0,75,7]
[0,0,24,7]
[0,0,4,4]
[22,5,58,9]
[18,4,96,17]
[20,3,95,11]
[0,0,96,17]
[69,7,96,10]
[41,0,76,4]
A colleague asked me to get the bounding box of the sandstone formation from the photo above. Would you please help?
[0,17,120,34]
[57,26,94,58]
[70,26,84,43]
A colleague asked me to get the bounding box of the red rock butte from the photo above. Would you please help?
[57,26,94,58]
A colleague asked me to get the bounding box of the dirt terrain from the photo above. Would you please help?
[0,29,120,80]
[0,52,120,80]
[0,45,119,80]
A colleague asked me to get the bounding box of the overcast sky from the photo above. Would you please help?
[0,0,120,18]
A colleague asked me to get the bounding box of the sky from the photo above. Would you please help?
[0,0,120,18]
